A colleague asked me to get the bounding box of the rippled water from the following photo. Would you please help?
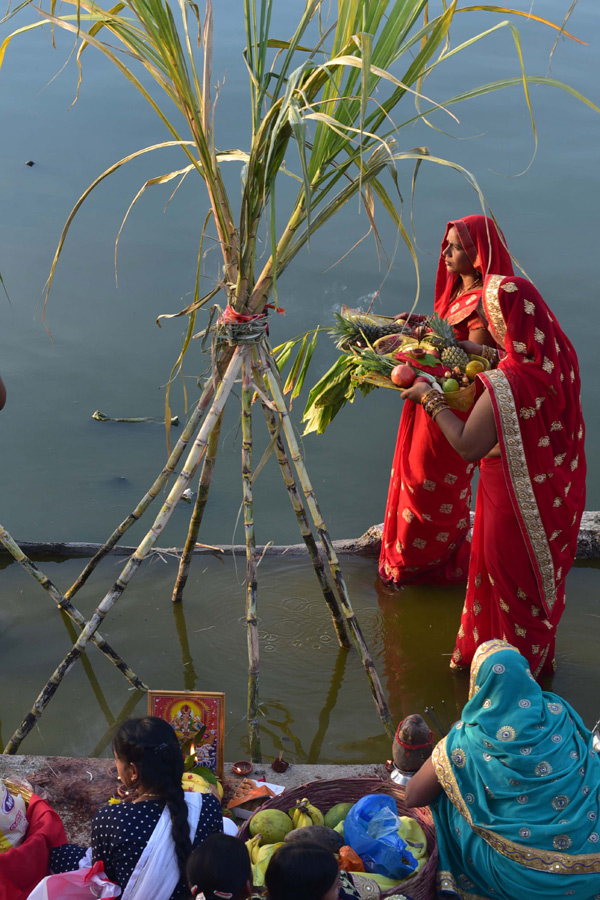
[1,1,600,760]
[1,554,598,762]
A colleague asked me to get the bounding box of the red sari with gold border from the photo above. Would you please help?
[379,216,513,585]
[451,275,586,678]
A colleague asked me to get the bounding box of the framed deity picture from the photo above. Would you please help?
[148,690,225,778]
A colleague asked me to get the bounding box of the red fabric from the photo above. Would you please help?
[452,276,585,678]
[379,216,514,586]
[0,794,67,900]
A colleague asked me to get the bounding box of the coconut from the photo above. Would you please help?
[249,809,293,844]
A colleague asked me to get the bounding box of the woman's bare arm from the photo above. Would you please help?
[400,383,498,462]
[404,757,443,808]
[0,375,6,410]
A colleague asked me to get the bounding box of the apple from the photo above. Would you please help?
[391,364,416,388]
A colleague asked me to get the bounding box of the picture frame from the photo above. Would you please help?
[148,690,225,778]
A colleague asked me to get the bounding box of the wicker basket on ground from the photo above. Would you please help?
[238,776,437,900]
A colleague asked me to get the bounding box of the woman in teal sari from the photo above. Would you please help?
[405,639,600,899]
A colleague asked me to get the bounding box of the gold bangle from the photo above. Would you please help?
[480,345,499,367]
[421,389,449,421]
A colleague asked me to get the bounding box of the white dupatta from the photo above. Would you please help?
[121,793,203,900]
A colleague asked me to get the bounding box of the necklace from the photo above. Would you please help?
[455,276,482,298]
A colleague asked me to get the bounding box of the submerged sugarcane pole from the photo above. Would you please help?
[3,349,243,754]
[65,375,218,601]
[253,357,350,649]
[259,344,393,739]
[241,352,261,762]
[0,525,147,692]
[172,411,224,603]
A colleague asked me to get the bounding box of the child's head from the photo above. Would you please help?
[112,716,183,793]
[187,833,251,900]
[265,842,340,900]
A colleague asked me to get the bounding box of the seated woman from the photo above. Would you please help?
[400,275,585,678]
[50,716,222,899]
[187,832,252,900]
[405,639,600,899]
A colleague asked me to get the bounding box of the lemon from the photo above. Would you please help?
[465,359,485,378]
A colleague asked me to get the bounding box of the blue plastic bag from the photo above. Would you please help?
[344,795,417,880]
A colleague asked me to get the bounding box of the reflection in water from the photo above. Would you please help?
[307,646,348,764]
[172,601,198,692]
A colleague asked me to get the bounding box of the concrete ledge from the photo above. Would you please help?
[0,755,389,845]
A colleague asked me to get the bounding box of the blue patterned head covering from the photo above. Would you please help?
[433,639,600,884]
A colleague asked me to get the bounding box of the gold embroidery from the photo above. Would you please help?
[395,539,404,553]
[473,626,479,642]
[407,484,415,494]
[534,474,547,483]
[535,397,545,409]
[554,454,566,466]
[458,624,465,638]
[524,298,535,314]
[499,597,509,612]
[488,573,495,585]
[561,543,569,553]
[443,473,458,485]
[422,513,432,521]
[550,421,562,432]
[570,368,575,382]
[553,497,562,508]
[517,588,527,600]
[532,644,540,655]
[502,281,518,292]
[475,574,482,587]
[486,369,556,615]
[538,436,550,447]
[531,605,540,617]
[515,624,527,637]
[413,537,427,549]
[440,503,453,514]
[483,275,506,347]
[564,482,571,496]
[457,518,469,529]
[423,479,436,491]
[513,341,527,354]
[549,530,561,542]
[578,425,583,440]
[473,600,481,615]
[402,508,414,523]
[556,566,562,581]
[534,328,545,343]
[542,357,554,374]
[460,487,469,499]
[570,455,579,471]
[520,406,537,419]
[436,532,449,542]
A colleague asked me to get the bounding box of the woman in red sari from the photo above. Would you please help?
[401,275,586,679]
[379,215,513,585]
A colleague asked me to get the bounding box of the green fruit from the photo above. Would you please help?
[333,820,345,838]
[324,801,354,830]
[249,809,293,844]
[442,378,460,393]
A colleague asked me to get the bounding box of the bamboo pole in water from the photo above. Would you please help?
[3,349,243,754]
[0,525,147,691]
[65,375,218,602]
[171,411,223,603]
[253,357,350,649]
[241,351,261,762]
[258,343,393,739]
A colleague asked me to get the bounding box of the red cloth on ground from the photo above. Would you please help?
[452,275,586,677]
[379,215,514,585]
[0,794,67,900]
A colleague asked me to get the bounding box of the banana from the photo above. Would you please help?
[302,798,324,826]
[245,833,262,865]
[291,799,316,829]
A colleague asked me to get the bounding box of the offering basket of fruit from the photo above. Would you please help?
[238,776,437,900]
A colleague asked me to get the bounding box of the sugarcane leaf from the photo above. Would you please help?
[290,328,319,401]
[283,334,308,395]
[273,340,296,372]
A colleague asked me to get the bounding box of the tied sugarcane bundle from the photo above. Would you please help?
[302,347,396,436]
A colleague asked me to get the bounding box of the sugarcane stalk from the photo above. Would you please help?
[258,343,393,739]
[253,356,350,649]
[242,351,261,762]
[172,602,198,691]
[0,525,147,691]
[65,374,217,601]
[3,349,243,755]
[172,411,223,603]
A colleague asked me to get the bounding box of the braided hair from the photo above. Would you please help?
[113,716,191,880]
[186,833,251,900]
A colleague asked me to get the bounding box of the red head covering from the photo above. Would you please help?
[434,215,514,326]
[480,275,585,618]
